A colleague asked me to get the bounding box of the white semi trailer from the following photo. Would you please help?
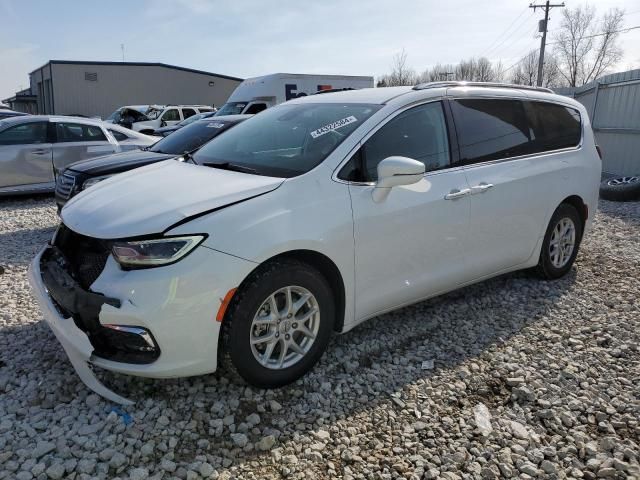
[215,73,374,116]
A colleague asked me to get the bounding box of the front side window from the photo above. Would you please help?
[194,103,381,177]
[451,99,531,163]
[245,103,267,114]
[526,101,581,152]
[162,109,181,122]
[361,102,450,181]
[182,108,197,119]
[0,122,48,145]
[56,123,107,143]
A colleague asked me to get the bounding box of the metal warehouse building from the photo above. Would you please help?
[3,60,243,119]
[557,68,640,177]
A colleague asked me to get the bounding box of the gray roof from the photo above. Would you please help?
[30,60,243,82]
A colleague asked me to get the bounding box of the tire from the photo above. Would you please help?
[535,203,583,280]
[221,259,335,388]
[599,176,640,202]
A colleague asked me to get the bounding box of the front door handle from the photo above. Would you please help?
[444,188,471,200]
[470,182,494,194]
[31,149,49,155]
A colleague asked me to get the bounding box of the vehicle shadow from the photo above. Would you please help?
[0,226,57,267]
[598,199,640,227]
[0,192,55,212]
[0,264,578,473]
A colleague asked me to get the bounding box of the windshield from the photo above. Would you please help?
[106,109,121,122]
[194,103,381,178]
[215,102,248,116]
[149,119,241,155]
[178,112,206,127]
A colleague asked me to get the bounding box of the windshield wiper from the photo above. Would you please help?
[202,162,259,175]
[181,151,196,164]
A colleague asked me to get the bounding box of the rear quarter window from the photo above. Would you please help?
[525,101,581,152]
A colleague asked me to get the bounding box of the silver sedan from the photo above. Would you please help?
[0,115,157,196]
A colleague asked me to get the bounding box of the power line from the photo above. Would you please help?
[480,7,530,57]
[503,47,540,74]
[501,24,640,76]
[546,25,640,46]
[484,10,536,59]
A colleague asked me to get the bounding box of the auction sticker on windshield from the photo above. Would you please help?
[310,116,358,139]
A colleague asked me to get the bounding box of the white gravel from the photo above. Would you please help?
[0,195,639,480]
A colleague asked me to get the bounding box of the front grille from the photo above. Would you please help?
[55,173,76,199]
[54,224,110,289]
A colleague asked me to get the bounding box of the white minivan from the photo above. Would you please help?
[29,82,601,403]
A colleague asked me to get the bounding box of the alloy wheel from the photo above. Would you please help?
[549,217,576,268]
[249,286,320,370]
[607,176,639,186]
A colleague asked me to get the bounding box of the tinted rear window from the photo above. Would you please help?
[526,101,581,152]
[149,120,239,155]
[451,98,531,163]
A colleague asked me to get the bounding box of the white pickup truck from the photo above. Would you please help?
[132,105,216,134]
[215,73,374,116]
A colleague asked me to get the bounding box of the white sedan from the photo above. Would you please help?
[29,83,601,403]
[0,115,156,196]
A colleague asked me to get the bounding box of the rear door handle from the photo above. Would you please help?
[470,182,494,194]
[444,188,471,200]
[31,149,49,155]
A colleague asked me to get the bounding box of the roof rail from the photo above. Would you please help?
[412,81,554,94]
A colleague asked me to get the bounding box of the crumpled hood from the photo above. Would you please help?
[61,160,285,239]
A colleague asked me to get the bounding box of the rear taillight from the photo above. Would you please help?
[595,145,603,160]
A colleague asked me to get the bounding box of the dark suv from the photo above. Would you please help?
[55,115,250,209]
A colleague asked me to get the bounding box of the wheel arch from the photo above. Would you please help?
[232,249,347,333]
[560,194,588,229]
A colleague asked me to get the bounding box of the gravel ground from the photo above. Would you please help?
[0,196,638,480]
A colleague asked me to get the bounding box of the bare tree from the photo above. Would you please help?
[512,50,562,87]
[475,57,494,82]
[553,5,624,86]
[379,49,418,86]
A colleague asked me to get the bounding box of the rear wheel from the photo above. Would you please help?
[536,203,583,279]
[221,259,334,387]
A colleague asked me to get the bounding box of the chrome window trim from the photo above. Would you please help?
[446,95,584,169]
[331,97,449,184]
[332,94,585,185]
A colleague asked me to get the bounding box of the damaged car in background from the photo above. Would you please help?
[0,115,156,196]
[28,83,601,404]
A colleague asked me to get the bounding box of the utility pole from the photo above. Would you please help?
[121,44,125,62]
[530,1,564,86]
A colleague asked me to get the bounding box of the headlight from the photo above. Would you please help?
[82,175,113,190]
[111,235,205,268]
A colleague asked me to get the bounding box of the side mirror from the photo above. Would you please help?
[372,156,425,202]
[160,120,167,127]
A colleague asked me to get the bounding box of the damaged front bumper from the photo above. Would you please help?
[28,246,135,405]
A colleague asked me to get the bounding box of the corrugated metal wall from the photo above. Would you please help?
[556,69,640,176]
[49,63,242,119]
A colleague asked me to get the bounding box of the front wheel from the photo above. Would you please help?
[535,203,583,279]
[221,259,335,387]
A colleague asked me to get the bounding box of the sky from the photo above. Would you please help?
[1,0,640,99]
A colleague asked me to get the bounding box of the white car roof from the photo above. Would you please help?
[286,82,581,109]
